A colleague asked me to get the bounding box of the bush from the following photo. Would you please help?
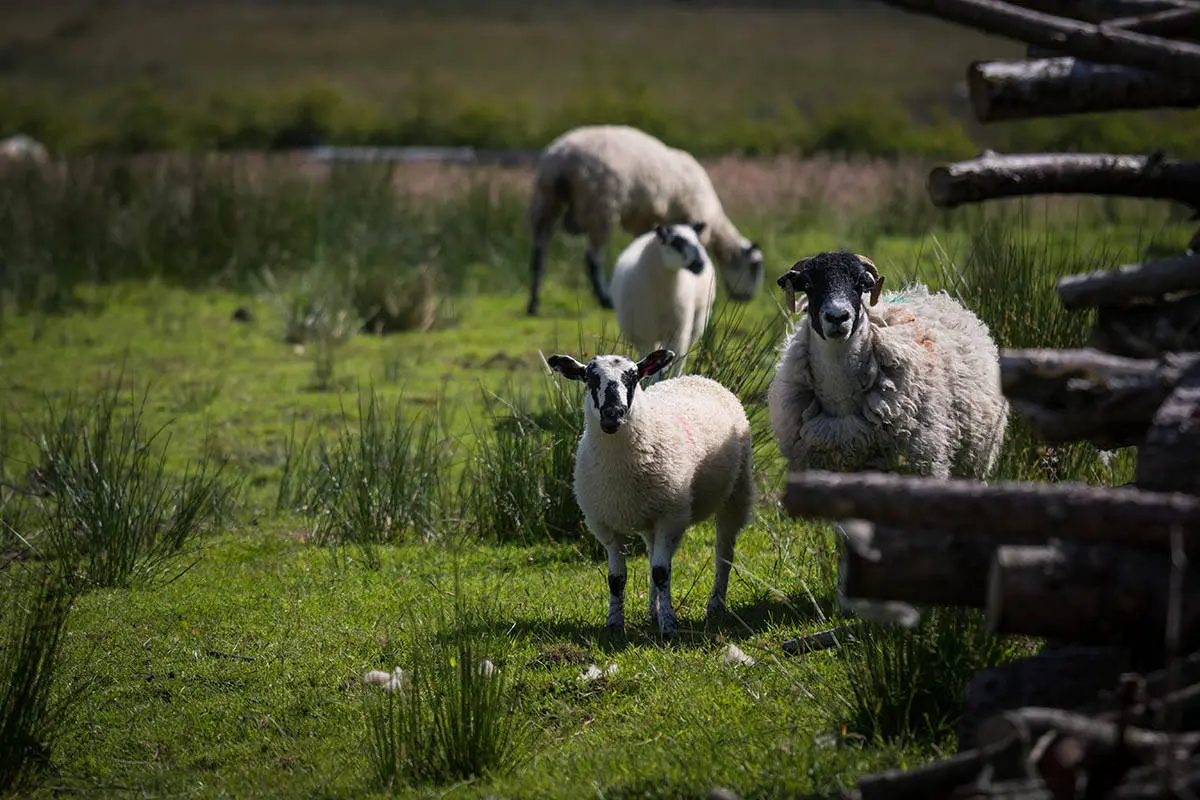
[0,568,81,794]
[25,377,239,589]
[283,386,453,567]
[363,571,527,788]
[836,607,1029,746]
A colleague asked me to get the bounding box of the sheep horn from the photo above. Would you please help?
[776,257,814,315]
[855,254,884,306]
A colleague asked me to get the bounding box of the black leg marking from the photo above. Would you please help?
[527,245,546,316]
[651,565,670,591]
[586,251,613,309]
[608,573,627,598]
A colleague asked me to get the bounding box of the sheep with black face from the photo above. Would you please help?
[547,348,754,637]
[766,250,1008,480]
[610,221,717,380]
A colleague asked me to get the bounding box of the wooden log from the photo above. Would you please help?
[960,644,1134,750]
[1011,0,1199,22]
[986,542,1200,648]
[978,706,1200,758]
[999,348,1200,448]
[968,57,1200,122]
[870,0,1200,82]
[1088,291,1200,358]
[783,471,1200,551]
[1057,252,1200,309]
[927,152,1200,210]
[839,520,1037,608]
[1103,4,1200,36]
[1136,361,1200,493]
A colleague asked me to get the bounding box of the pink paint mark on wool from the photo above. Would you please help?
[675,414,696,445]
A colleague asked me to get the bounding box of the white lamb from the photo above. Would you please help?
[610,222,717,379]
[546,348,754,637]
[767,251,1008,480]
[525,124,764,316]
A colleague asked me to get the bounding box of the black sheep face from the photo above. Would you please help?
[775,251,883,342]
[546,349,676,434]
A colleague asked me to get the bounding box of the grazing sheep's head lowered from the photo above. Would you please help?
[547,349,675,434]
[652,222,709,275]
[776,251,884,342]
[724,238,765,302]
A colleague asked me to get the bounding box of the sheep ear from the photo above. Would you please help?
[691,221,707,236]
[637,349,674,380]
[547,354,587,381]
[653,224,669,242]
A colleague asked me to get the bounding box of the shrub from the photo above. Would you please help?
[0,568,83,793]
[835,607,1028,746]
[462,371,589,549]
[291,386,452,568]
[363,571,527,788]
[27,377,239,589]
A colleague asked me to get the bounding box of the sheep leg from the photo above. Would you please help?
[707,461,753,622]
[605,543,627,633]
[526,216,558,317]
[650,523,686,637]
[640,531,659,625]
[585,229,613,310]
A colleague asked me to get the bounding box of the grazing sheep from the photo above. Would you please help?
[767,251,1008,480]
[546,348,754,636]
[0,134,48,165]
[526,124,764,315]
[610,221,717,379]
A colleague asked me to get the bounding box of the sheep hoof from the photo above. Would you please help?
[657,613,679,639]
[705,598,728,624]
[605,618,625,636]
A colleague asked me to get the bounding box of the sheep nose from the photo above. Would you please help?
[601,406,626,420]
[823,309,851,325]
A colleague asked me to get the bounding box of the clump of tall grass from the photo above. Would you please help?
[285,386,452,568]
[0,567,83,793]
[835,607,1029,747]
[363,573,527,789]
[685,298,790,477]
[911,217,1138,485]
[462,371,588,549]
[26,379,240,589]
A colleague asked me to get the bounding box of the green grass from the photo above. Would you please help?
[4,1,1200,158]
[0,157,1177,798]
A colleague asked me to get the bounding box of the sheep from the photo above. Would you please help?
[609,221,717,380]
[767,250,1008,481]
[526,124,764,316]
[0,134,48,165]
[546,348,754,637]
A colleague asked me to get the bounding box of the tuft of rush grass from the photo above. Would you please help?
[834,607,1031,747]
[285,385,453,568]
[21,377,240,590]
[0,566,82,794]
[462,369,589,550]
[364,567,528,789]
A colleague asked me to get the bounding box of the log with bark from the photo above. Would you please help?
[999,348,1200,448]
[1136,361,1200,493]
[986,541,1200,649]
[967,57,1200,122]
[1088,290,1200,358]
[837,520,1039,608]
[871,0,1200,82]
[927,152,1200,210]
[1057,252,1200,310]
[1010,0,1199,22]
[783,471,1200,550]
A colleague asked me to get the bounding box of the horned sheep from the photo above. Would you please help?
[610,221,717,379]
[546,348,754,637]
[526,124,764,315]
[767,251,1009,481]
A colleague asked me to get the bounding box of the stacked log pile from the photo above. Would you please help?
[778,0,1200,796]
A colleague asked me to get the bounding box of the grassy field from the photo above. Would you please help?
[0,152,1184,798]
[5,0,1200,157]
